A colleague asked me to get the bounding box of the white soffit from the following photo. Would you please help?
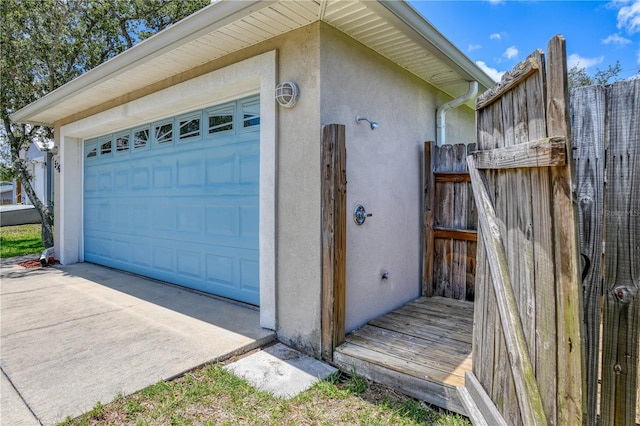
[12,0,493,126]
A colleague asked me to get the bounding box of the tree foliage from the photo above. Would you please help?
[568,60,623,90]
[0,0,209,248]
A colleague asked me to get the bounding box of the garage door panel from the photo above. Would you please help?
[84,96,260,305]
[205,205,236,236]
[132,167,151,190]
[152,246,176,273]
[86,197,256,240]
[239,205,259,237]
[151,205,177,232]
[205,254,235,286]
[131,242,152,267]
[177,158,204,188]
[240,258,259,292]
[113,240,131,262]
[113,203,129,226]
[85,172,98,193]
[239,153,260,183]
[152,165,173,189]
[131,205,150,230]
[176,206,204,234]
[177,250,203,279]
[115,170,129,190]
[206,156,235,184]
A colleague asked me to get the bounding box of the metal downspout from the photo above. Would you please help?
[436,81,478,146]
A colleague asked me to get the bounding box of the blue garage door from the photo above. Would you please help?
[83,96,260,305]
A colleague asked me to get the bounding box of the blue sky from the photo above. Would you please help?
[407,0,640,82]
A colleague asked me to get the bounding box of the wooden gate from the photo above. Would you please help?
[460,35,584,425]
[422,142,478,301]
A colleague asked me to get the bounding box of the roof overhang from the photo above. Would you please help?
[12,0,494,126]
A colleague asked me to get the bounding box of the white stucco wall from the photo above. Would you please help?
[319,24,475,332]
[267,26,323,355]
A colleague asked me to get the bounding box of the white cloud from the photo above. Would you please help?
[567,53,605,69]
[503,46,519,60]
[490,33,502,41]
[488,0,505,4]
[617,0,640,34]
[468,44,482,52]
[602,33,632,46]
[476,60,505,82]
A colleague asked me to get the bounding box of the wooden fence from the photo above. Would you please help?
[572,79,640,426]
[422,142,478,301]
[420,36,635,426]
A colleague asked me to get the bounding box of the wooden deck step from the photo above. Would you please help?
[333,296,473,416]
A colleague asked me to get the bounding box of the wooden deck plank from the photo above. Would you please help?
[399,302,475,325]
[333,350,467,415]
[334,296,474,417]
[370,312,473,344]
[348,326,472,374]
[409,296,475,312]
[336,341,465,387]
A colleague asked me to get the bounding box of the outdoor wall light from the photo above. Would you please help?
[356,116,379,130]
[275,81,299,108]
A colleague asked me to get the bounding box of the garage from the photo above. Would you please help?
[83,95,260,305]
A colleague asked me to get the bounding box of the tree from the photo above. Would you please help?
[0,0,209,248]
[568,60,623,89]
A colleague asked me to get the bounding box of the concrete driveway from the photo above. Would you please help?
[0,258,275,425]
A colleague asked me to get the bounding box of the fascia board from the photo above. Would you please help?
[374,0,495,92]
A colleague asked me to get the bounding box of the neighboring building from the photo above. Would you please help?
[1,141,50,206]
[20,142,48,206]
[0,181,15,205]
[11,0,492,355]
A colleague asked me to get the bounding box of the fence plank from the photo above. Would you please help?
[497,92,523,424]
[601,79,640,426]
[468,155,548,426]
[546,35,585,426]
[571,84,606,425]
[473,110,495,393]
[512,80,537,371]
[524,48,559,426]
[423,142,435,297]
[453,144,468,300]
[466,143,478,302]
[434,145,454,298]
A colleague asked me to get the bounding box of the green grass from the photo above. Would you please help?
[57,364,470,426]
[0,224,45,258]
